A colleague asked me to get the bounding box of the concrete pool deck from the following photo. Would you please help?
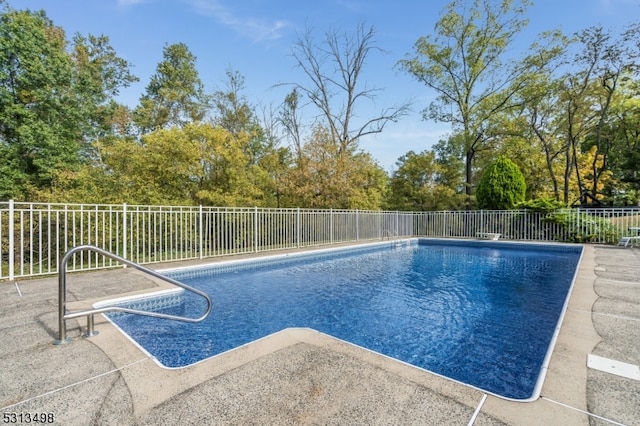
[1,243,639,425]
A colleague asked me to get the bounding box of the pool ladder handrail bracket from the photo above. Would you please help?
[384,229,399,240]
[54,245,212,345]
[384,229,407,246]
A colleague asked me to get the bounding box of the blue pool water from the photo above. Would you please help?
[106,239,582,400]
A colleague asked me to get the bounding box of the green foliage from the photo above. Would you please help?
[284,125,387,209]
[516,197,566,213]
[256,145,293,208]
[211,69,272,165]
[476,155,526,209]
[398,0,535,195]
[0,8,77,198]
[212,69,255,135]
[600,78,640,205]
[133,43,209,133]
[386,150,464,211]
[3,1,639,212]
[37,124,272,206]
[0,6,137,200]
[544,209,620,243]
[103,124,266,205]
[432,135,466,191]
[71,33,138,142]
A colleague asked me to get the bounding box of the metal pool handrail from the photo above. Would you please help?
[384,229,400,240]
[54,245,212,344]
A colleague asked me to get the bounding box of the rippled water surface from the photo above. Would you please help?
[108,241,581,400]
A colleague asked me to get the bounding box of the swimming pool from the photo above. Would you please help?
[104,239,583,401]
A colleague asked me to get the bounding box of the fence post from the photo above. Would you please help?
[442,212,446,237]
[254,206,259,253]
[296,207,300,248]
[356,209,359,241]
[122,203,127,261]
[199,205,203,259]
[330,208,334,244]
[395,211,399,235]
[8,199,14,281]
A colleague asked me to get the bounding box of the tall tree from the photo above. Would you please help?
[212,68,255,136]
[278,88,304,160]
[399,0,556,199]
[133,43,209,133]
[432,134,467,195]
[569,25,640,205]
[515,70,567,201]
[0,6,136,199]
[0,7,76,198]
[288,22,410,154]
[71,33,138,146]
[255,101,294,208]
[606,78,640,204]
[211,68,269,164]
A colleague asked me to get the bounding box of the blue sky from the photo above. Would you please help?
[10,0,639,171]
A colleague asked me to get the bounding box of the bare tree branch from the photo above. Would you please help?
[283,22,411,154]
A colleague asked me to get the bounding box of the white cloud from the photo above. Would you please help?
[186,0,290,43]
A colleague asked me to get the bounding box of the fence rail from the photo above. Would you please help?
[1,200,639,281]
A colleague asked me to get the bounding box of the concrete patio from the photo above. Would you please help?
[1,244,638,425]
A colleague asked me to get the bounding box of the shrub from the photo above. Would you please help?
[516,198,566,214]
[476,155,526,210]
[544,209,620,243]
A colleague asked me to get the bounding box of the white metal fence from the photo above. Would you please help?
[0,201,414,280]
[414,208,639,243]
[1,200,639,280]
